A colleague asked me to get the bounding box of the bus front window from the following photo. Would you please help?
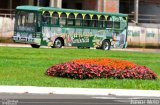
[16,11,36,32]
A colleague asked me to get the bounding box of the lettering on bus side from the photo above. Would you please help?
[72,37,90,43]
[72,29,91,43]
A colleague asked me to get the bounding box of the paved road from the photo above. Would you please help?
[0,93,159,105]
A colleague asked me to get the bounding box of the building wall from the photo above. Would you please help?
[62,0,85,9]
[0,0,30,10]
[60,0,97,10]
[97,0,103,12]
[0,0,9,9]
[84,0,97,10]
[0,0,119,12]
[105,0,119,12]
[128,24,160,48]
[51,0,119,12]
[2,0,160,15]
[97,0,120,12]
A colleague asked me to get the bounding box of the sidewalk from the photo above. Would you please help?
[0,86,160,97]
[0,43,30,48]
[112,48,160,53]
[0,43,160,53]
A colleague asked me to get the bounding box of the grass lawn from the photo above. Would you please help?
[0,46,159,90]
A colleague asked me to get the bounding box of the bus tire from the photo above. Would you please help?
[31,44,40,48]
[101,40,111,50]
[53,38,63,48]
[77,46,83,49]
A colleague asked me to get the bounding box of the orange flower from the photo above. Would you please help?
[72,58,137,70]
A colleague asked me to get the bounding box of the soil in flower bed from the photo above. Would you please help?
[46,58,157,80]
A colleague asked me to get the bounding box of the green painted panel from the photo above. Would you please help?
[72,36,94,47]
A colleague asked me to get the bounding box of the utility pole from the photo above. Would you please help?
[134,0,139,24]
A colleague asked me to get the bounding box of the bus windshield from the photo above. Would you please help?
[16,11,36,32]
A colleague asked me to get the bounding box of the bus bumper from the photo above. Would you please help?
[13,36,41,45]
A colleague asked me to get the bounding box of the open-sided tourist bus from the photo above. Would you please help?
[13,6,128,50]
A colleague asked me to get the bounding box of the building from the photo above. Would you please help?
[1,0,160,24]
[0,0,119,12]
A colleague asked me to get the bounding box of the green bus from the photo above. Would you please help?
[13,6,128,50]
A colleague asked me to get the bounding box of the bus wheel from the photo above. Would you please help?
[54,38,63,48]
[31,44,40,48]
[101,40,111,50]
[77,46,83,49]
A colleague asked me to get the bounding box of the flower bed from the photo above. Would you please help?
[46,58,157,80]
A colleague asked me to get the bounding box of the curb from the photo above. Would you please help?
[0,86,160,97]
[0,43,30,48]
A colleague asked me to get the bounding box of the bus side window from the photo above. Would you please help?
[60,18,67,26]
[42,12,50,25]
[51,17,59,25]
[67,18,75,26]
[91,15,98,28]
[99,15,105,28]
[60,13,67,26]
[51,12,59,25]
[75,14,83,27]
[106,16,113,28]
[83,14,91,27]
[75,19,83,26]
[84,19,91,27]
[91,19,98,27]
[67,13,75,26]
[99,20,105,28]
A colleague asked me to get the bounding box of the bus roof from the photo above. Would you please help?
[16,5,128,17]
